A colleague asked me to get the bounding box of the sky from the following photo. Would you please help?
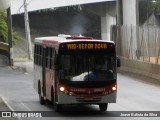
[10,0,115,15]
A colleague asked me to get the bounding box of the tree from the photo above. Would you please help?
[139,0,160,25]
[0,10,21,44]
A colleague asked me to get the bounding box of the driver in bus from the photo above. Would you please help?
[94,58,106,70]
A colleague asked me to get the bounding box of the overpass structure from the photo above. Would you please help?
[9,0,139,40]
[1,0,160,83]
[0,0,139,40]
[10,0,115,15]
[0,0,141,66]
[0,0,138,58]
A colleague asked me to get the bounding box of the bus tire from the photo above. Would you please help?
[99,103,108,111]
[54,104,63,112]
[38,82,46,105]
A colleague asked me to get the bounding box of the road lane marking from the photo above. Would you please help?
[1,97,22,120]
[1,97,14,111]
[20,102,31,111]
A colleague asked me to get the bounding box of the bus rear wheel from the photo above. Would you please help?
[38,83,46,105]
[99,103,108,111]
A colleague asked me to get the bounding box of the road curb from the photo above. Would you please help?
[11,61,33,74]
[9,66,28,74]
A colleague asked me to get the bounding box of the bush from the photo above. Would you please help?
[0,10,21,44]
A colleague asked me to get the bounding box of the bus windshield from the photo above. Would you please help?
[57,55,116,82]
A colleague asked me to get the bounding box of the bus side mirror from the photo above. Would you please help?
[117,57,121,68]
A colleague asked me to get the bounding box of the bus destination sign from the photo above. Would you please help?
[66,43,108,50]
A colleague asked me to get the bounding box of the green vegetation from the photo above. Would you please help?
[0,10,21,44]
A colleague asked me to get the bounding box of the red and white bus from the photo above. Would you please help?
[33,35,120,112]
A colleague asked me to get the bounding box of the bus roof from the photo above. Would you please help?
[34,35,115,45]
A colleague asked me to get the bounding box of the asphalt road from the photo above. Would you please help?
[0,62,160,120]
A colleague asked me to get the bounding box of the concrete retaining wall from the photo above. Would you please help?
[119,57,160,83]
[0,55,9,66]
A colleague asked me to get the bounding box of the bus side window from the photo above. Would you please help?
[49,47,52,69]
[50,48,55,69]
[45,47,49,68]
[36,45,39,65]
[39,45,42,66]
[34,44,37,64]
[52,49,56,68]
[45,47,54,69]
[37,45,40,65]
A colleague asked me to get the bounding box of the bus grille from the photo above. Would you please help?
[73,91,104,95]
[76,97,101,102]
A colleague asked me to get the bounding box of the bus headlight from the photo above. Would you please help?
[112,86,116,91]
[60,87,65,92]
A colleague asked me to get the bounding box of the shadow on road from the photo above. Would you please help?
[44,104,118,117]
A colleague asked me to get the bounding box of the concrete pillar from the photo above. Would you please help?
[117,0,123,26]
[100,2,116,40]
[122,0,139,59]
[122,0,139,26]
[101,13,116,40]
[0,0,10,10]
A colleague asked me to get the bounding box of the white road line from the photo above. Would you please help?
[20,102,31,111]
[1,97,14,111]
[1,97,22,120]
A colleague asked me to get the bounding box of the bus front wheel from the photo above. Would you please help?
[99,103,108,111]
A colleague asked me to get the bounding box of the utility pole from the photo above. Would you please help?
[24,0,33,60]
[7,7,13,66]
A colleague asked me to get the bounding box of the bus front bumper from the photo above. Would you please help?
[57,91,117,105]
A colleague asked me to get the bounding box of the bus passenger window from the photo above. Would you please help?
[39,46,42,66]
[50,48,54,69]
[36,45,39,65]
[45,47,50,68]
[34,45,36,64]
